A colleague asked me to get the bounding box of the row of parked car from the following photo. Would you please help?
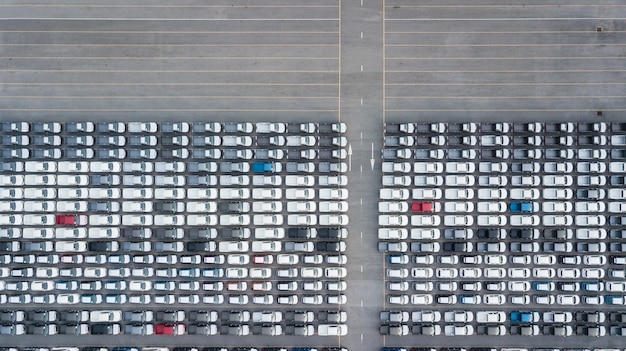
[379,323,612,336]
[386,292,626,306]
[0,347,343,351]
[0,121,346,135]
[385,121,617,135]
[0,292,347,306]
[0,174,347,188]
[382,348,611,351]
[0,309,347,336]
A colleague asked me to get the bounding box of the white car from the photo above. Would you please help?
[122,201,153,212]
[576,228,607,239]
[288,214,317,226]
[286,201,315,213]
[253,188,283,200]
[154,188,185,199]
[412,188,442,200]
[254,228,285,239]
[319,214,348,225]
[444,215,473,226]
[319,188,348,200]
[218,241,249,253]
[413,162,443,173]
[510,215,539,226]
[575,202,606,212]
[253,215,283,226]
[477,215,507,226]
[217,214,249,226]
[411,215,441,226]
[445,175,475,186]
[445,325,474,336]
[89,215,121,226]
[576,215,606,226]
[187,215,218,226]
[446,162,475,173]
[251,241,282,252]
[413,175,444,186]
[154,215,184,226]
[380,188,409,200]
[510,188,540,199]
[55,227,87,239]
[187,188,217,200]
[122,188,153,199]
[543,201,572,212]
[477,188,507,199]
[24,188,57,199]
[444,188,474,200]
[476,202,506,212]
[24,174,56,186]
[219,188,250,199]
[543,188,573,199]
[186,201,218,213]
[88,188,121,199]
[444,202,473,212]
[511,175,540,187]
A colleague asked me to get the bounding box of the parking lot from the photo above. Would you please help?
[2,0,626,349]
[0,121,348,340]
[379,121,626,338]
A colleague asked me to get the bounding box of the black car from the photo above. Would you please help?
[476,228,504,239]
[187,242,214,252]
[543,228,571,240]
[155,202,184,213]
[219,202,249,213]
[316,241,346,252]
[219,228,250,239]
[442,242,468,252]
[90,174,120,186]
[287,228,317,239]
[317,228,346,239]
[122,228,152,239]
[89,201,120,213]
[0,241,19,252]
[611,230,626,239]
[154,228,184,239]
[188,228,217,239]
[91,323,120,335]
[88,241,118,252]
[509,228,538,240]
[576,311,605,323]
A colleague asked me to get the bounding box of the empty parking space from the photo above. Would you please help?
[384,0,626,120]
[0,0,340,119]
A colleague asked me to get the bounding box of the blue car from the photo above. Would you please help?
[510,311,539,323]
[606,296,625,305]
[510,202,533,212]
[532,282,554,292]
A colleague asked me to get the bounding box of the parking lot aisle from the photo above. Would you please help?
[340,0,385,350]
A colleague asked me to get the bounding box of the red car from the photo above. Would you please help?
[252,254,274,264]
[56,214,88,225]
[412,202,436,213]
[155,324,185,335]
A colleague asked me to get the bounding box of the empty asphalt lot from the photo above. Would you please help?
[1,0,626,349]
